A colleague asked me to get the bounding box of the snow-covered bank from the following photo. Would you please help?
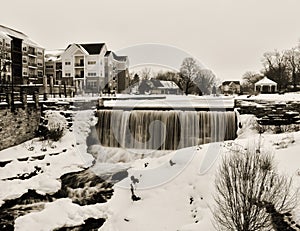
[0,105,299,230]
[0,110,97,206]
[236,92,300,102]
[98,114,300,231]
[14,198,108,231]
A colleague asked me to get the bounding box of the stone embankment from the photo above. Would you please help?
[235,99,300,125]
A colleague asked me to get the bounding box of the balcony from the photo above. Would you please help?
[75,75,84,78]
[28,74,38,79]
[28,63,37,68]
[56,63,62,69]
[28,50,37,57]
[75,63,84,67]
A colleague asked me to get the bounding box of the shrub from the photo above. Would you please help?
[213,143,297,231]
[38,110,67,141]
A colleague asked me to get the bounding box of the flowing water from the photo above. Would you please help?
[96,110,237,150]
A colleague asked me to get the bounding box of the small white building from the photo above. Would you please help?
[254,77,277,93]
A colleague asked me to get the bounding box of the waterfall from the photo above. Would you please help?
[96,110,237,150]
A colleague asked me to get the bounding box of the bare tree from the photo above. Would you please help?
[214,144,297,231]
[179,57,200,95]
[139,67,152,80]
[285,47,300,90]
[262,50,290,91]
[194,69,216,95]
[242,71,263,94]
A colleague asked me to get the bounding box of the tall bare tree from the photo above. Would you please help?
[285,47,300,90]
[214,144,297,231]
[179,57,200,95]
[262,50,290,91]
[194,69,216,95]
[139,67,152,80]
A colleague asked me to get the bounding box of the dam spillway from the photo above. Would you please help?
[95,109,237,150]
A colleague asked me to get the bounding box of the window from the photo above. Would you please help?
[23,72,28,76]
[37,62,43,67]
[65,73,71,77]
[6,43,10,47]
[87,81,97,88]
[38,71,43,77]
[46,65,54,69]
[37,51,43,56]
[23,59,27,64]
[23,47,27,51]
[88,72,97,77]
[88,61,96,65]
[65,61,71,65]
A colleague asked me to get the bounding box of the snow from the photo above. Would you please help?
[237,92,300,102]
[9,127,300,230]
[0,96,299,230]
[104,94,235,109]
[97,126,300,231]
[14,198,108,231]
[0,110,96,206]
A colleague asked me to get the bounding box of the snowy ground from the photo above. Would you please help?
[103,94,235,109]
[0,97,299,230]
[236,92,300,102]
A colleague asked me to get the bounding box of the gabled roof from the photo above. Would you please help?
[222,81,240,85]
[151,79,163,88]
[158,80,179,89]
[112,52,128,62]
[141,79,180,90]
[0,24,43,48]
[254,76,277,86]
[105,50,112,57]
[79,43,105,55]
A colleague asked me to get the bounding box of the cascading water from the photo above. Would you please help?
[96,110,237,150]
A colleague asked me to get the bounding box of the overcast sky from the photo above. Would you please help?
[2,0,300,80]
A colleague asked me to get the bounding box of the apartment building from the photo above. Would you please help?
[104,51,129,93]
[54,43,129,94]
[45,49,64,84]
[0,25,45,86]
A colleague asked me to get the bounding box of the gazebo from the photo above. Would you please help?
[254,77,277,93]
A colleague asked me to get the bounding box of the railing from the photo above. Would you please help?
[28,50,37,56]
[75,63,84,67]
[0,91,39,109]
[28,63,37,67]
